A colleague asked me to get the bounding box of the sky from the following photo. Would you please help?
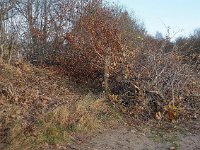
[109,0,200,39]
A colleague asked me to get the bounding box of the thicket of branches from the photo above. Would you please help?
[176,29,200,73]
[0,0,199,121]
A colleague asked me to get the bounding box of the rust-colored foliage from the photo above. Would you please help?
[64,1,125,83]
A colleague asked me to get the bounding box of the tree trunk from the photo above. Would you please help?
[7,39,14,64]
[0,43,4,61]
[104,47,110,99]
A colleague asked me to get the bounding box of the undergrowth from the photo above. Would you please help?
[0,62,122,149]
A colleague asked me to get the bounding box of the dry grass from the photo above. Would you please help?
[75,93,121,132]
[4,94,121,149]
[0,61,122,150]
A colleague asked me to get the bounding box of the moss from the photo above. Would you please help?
[43,125,67,145]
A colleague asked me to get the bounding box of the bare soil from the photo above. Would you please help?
[68,121,200,150]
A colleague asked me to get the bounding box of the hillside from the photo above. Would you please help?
[0,61,121,149]
[0,61,200,150]
[0,0,200,149]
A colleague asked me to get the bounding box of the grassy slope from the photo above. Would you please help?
[0,61,122,150]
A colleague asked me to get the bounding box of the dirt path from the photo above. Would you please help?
[70,126,200,150]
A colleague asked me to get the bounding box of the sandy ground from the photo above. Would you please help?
[68,126,200,150]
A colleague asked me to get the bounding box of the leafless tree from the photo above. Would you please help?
[0,0,17,62]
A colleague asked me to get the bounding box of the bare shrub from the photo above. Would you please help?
[123,37,200,121]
